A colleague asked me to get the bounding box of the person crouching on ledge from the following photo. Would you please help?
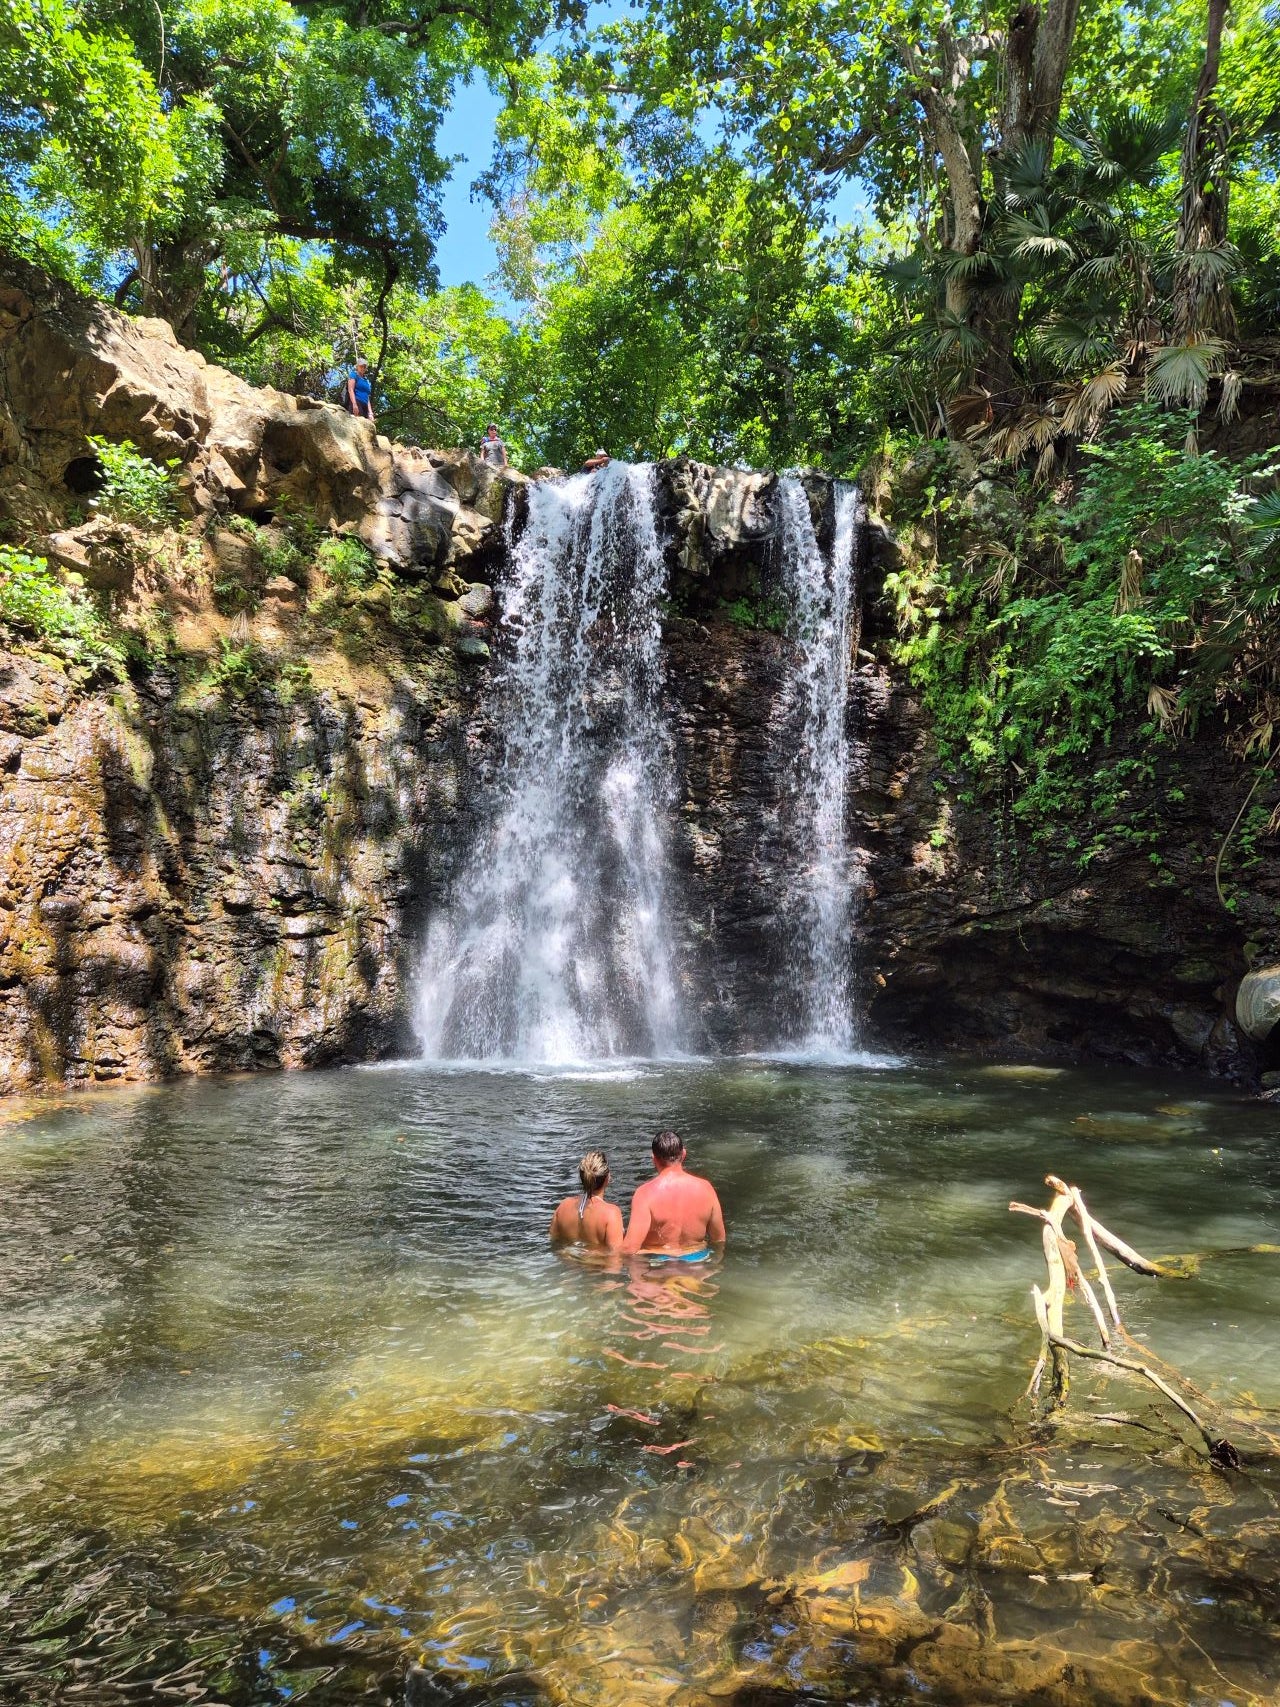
[549,1149,623,1250]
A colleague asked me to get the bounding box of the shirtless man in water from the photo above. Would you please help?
[549,1150,623,1251]
[622,1130,726,1253]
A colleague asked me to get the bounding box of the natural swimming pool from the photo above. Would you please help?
[1,1057,1277,1705]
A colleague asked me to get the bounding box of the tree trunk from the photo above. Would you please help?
[921,87,984,313]
[909,0,1084,403]
[896,28,983,319]
[130,236,214,344]
[1174,0,1235,339]
[1028,0,1083,146]
[972,0,1082,391]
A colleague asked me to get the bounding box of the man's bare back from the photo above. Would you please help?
[622,1131,726,1253]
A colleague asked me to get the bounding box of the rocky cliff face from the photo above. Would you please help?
[1,257,1276,1094]
[657,601,1278,1086]
[0,256,506,1090]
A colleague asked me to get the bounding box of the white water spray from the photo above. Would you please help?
[415,463,683,1063]
[774,477,862,1052]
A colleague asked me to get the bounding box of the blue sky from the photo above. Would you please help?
[430,5,876,296]
[433,78,508,290]
[431,0,647,291]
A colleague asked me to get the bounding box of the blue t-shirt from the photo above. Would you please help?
[349,369,372,405]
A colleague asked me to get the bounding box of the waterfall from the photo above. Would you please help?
[774,477,862,1053]
[415,462,684,1063]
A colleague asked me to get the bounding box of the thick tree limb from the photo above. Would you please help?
[1029,0,1083,144]
[1087,1218,1176,1278]
[242,312,293,346]
[372,252,401,381]
[1075,1271,1111,1348]
[373,3,497,40]
[812,124,879,177]
[1040,1182,1072,1402]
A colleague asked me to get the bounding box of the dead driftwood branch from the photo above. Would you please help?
[1048,1333,1241,1468]
[1009,1176,1171,1347]
[1010,1173,1243,1469]
[1068,1184,1120,1327]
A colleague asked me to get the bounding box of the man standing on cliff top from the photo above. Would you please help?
[622,1131,726,1253]
[479,423,508,468]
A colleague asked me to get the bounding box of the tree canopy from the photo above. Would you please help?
[2,0,571,339]
[2,0,1279,468]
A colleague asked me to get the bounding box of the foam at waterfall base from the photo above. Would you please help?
[360,1051,714,1081]
[751,1044,907,1069]
[362,1048,898,1078]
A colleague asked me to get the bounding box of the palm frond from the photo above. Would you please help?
[1014,233,1077,261]
[1147,684,1183,731]
[1246,490,1280,532]
[1175,243,1240,281]
[1069,211,1124,247]
[982,406,1064,464]
[881,254,929,286]
[1034,440,1060,484]
[1036,317,1118,371]
[976,541,1019,597]
[926,313,988,364]
[1218,368,1243,423]
[1001,208,1075,262]
[1115,547,1144,613]
[983,420,1034,460]
[1059,363,1130,435]
[1069,252,1125,284]
[935,248,1002,281]
[997,139,1053,208]
[1024,408,1062,451]
[947,389,995,433]
[1066,104,1183,189]
[1145,335,1227,409]
[1103,105,1182,177]
[1058,113,1107,171]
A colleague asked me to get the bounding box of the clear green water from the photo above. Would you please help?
[1,1058,1278,1706]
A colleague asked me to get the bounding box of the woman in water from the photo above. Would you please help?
[549,1150,623,1251]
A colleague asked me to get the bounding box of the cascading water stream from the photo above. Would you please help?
[415,462,683,1063]
[774,477,862,1053]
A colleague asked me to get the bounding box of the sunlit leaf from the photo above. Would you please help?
[1145,336,1227,409]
